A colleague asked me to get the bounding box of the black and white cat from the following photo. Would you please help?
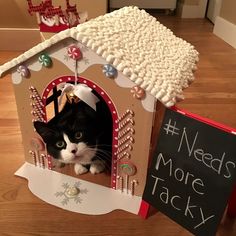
[34,99,112,175]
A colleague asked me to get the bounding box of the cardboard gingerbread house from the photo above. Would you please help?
[0,7,199,216]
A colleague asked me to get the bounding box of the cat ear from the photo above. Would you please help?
[33,121,56,143]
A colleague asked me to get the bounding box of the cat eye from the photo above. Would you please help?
[74,132,83,140]
[55,141,65,148]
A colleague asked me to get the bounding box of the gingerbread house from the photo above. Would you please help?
[0,6,198,215]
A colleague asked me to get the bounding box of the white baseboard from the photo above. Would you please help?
[0,28,41,51]
[178,0,208,18]
[214,16,236,49]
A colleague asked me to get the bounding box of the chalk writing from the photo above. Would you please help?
[177,128,235,179]
[164,119,180,136]
[143,108,236,236]
[150,174,215,229]
[155,153,205,195]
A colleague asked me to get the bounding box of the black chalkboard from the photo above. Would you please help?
[143,108,236,236]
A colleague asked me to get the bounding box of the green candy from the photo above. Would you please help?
[39,53,52,67]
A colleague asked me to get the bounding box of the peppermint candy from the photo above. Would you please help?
[102,64,117,78]
[67,45,82,60]
[120,161,137,176]
[17,65,30,78]
[130,85,146,100]
[39,53,52,67]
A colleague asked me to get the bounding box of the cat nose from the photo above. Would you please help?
[71,149,77,154]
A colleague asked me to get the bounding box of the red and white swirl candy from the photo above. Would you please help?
[130,86,146,100]
[17,65,30,78]
[67,45,82,60]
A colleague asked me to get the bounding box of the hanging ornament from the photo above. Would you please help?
[130,85,146,100]
[102,64,117,78]
[17,65,30,78]
[39,53,52,67]
[58,83,99,110]
[67,45,82,60]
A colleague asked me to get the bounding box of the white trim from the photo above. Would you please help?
[0,28,41,51]
[15,162,142,215]
[213,16,236,49]
[178,0,208,18]
[207,0,222,24]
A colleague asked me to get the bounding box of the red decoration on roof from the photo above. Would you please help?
[27,0,86,33]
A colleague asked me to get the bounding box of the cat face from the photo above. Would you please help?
[34,101,100,164]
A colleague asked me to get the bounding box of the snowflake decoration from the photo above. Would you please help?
[64,54,71,62]
[79,45,89,53]
[83,58,90,65]
[55,182,88,206]
[64,55,89,67]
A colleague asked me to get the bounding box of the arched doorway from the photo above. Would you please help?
[41,75,119,189]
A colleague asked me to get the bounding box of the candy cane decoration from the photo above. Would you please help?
[40,154,46,169]
[119,118,134,131]
[29,150,37,166]
[47,155,53,170]
[116,110,135,169]
[116,176,124,192]
[29,87,43,104]
[31,110,45,122]
[30,137,45,168]
[117,152,130,161]
[30,95,44,107]
[130,180,138,196]
[118,135,134,147]
[116,110,134,124]
[115,144,132,156]
[29,86,46,122]
[118,127,135,139]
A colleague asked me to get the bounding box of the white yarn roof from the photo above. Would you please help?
[0,6,199,107]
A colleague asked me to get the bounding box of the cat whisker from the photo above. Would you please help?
[94,154,111,171]
[95,148,112,156]
[86,146,112,156]
[95,150,112,160]
[89,144,112,148]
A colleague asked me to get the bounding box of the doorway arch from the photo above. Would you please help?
[41,75,119,189]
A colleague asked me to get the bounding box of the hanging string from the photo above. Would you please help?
[74,59,78,85]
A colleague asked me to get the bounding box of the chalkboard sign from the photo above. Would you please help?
[143,108,236,236]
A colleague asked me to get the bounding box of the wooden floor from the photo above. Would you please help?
[0,15,236,236]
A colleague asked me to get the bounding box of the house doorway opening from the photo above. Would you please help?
[41,76,119,189]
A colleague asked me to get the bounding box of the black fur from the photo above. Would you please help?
[34,99,112,168]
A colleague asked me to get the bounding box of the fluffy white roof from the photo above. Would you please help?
[0,6,199,107]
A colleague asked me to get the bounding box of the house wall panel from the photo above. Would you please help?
[11,39,156,196]
[220,0,236,25]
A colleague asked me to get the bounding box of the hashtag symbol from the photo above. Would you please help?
[164,119,180,136]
